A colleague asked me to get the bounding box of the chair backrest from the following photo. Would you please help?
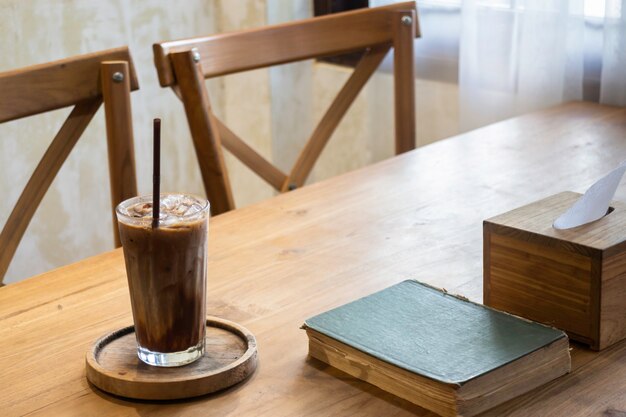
[153,2,420,215]
[0,47,139,285]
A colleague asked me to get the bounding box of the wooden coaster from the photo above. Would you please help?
[85,316,257,400]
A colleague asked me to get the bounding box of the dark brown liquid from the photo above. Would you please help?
[118,218,207,353]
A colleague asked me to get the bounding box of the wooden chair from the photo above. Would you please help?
[0,47,139,285]
[153,2,420,214]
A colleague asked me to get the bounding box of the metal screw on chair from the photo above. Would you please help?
[112,72,124,83]
[192,48,201,63]
[401,15,413,26]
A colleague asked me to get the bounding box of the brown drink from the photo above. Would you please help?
[116,194,209,367]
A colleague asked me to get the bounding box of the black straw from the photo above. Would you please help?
[152,118,161,228]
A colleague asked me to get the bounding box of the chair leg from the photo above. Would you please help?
[393,9,416,154]
[101,61,138,247]
[170,50,235,215]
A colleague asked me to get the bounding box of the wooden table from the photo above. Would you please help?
[2,102,626,416]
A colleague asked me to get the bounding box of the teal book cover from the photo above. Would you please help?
[304,280,568,385]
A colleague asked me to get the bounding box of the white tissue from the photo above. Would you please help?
[553,162,626,230]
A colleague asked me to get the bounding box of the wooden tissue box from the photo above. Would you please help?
[484,191,626,350]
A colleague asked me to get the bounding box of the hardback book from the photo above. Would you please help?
[302,280,571,417]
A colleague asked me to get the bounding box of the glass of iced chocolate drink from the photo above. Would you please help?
[116,194,209,367]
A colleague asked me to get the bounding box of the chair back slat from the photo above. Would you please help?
[0,47,139,124]
[0,99,102,282]
[215,117,288,190]
[285,44,391,191]
[154,2,419,86]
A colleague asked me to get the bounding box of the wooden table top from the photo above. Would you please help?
[2,101,626,416]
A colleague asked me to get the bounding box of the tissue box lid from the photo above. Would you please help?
[484,191,626,257]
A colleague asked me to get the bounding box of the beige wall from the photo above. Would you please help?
[0,0,459,284]
[0,0,217,283]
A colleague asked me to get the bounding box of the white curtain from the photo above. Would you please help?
[459,0,626,131]
[601,0,626,105]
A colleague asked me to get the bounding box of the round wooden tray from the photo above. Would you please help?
[85,316,257,400]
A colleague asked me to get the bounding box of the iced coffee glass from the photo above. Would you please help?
[116,194,209,367]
